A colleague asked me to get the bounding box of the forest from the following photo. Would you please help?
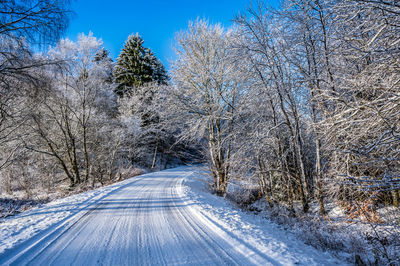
[0,0,399,264]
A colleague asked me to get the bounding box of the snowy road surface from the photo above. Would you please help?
[0,166,343,265]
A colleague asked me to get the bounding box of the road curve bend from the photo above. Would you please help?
[2,167,278,266]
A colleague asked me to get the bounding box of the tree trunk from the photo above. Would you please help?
[392,189,399,207]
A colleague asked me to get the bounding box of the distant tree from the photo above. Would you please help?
[113,34,168,96]
[94,48,114,84]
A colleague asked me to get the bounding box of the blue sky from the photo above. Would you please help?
[66,0,278,69]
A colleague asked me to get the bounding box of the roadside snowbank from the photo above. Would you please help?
[179,166,346,265]
[0,175,142,255]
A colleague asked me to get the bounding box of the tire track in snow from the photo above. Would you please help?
[1,168,283,265]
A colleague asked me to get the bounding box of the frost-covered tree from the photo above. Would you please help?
[273,0,336,214]
[94,48,114,84]
[118,83,173,168]
[0,0,71,44]
[24,33,127,187]
[229,0,400,214]
[319,0,400,206]
[113,34,167,96]
[114,34,170,167]
[233,6,316,213]
[172,19,246,196]
[0,0,71,173]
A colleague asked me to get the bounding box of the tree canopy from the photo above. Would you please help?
[114,34,168,96]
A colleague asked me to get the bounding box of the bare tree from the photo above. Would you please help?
[0,0,71,44]
[0,0,70,174]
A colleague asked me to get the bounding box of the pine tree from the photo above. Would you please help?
[114,33,167,96]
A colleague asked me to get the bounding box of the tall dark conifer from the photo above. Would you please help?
[114,33,167,96]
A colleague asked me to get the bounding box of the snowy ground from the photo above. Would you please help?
[0,166,346,265]
[179,166,346,265]
[248,189,400,264]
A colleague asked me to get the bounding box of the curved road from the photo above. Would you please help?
[2,168,275,265]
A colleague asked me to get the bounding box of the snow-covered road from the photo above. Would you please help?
[0,166,343,265]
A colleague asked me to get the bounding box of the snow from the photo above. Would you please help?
[179,166,345,265]
[247,191,400,264]
[0,166,346,265]
[0,177,136,256]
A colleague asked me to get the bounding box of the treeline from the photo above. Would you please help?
[1,0,399,216]
[0,1,196,196]
[170,0,400,214]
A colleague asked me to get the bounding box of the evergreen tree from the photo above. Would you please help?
[94,47,111,63]
[114,33,167,96]
[94,48,114,83]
